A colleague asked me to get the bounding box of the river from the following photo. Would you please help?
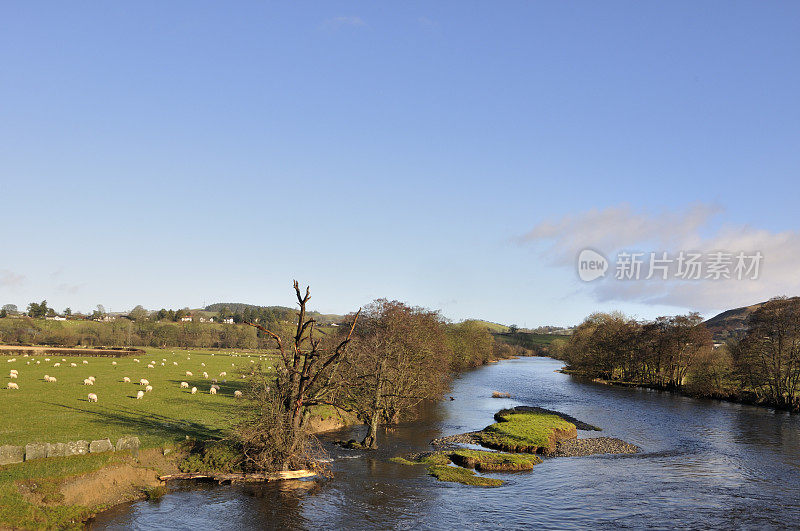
[89,357,800,529]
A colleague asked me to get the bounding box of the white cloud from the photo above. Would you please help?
[522,204,800,313]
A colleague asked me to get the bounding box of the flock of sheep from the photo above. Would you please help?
[5,352,250,402]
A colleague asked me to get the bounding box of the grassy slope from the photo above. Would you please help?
[1,348,277,447]
[0,453,120,529]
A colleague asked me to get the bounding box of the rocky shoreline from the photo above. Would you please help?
[552,437,639,457]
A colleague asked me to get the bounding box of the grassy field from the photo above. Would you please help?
[1,348,278,448]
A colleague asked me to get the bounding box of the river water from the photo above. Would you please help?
[90,357,800,530]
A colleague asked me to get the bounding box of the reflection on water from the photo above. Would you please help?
[90,358,800,529]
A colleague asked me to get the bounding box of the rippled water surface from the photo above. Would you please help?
[90,357,800,529]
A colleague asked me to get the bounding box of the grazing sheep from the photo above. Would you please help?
[112,361,117,366]
[160,362,165,366]
[61,358,66,362]
[45,358,50,361]
[139,378,149,386]
[180,381,189,388]
[201,362,205,367]
[209,387,217,395]
[7,382,19,390]
[202,372,208,379]
[9,373,18,379]
[10,369,18,374]
[82,360,88,364]
[87,393,98,402]
[173,362,178,366]
[191,387,197,394]
[123,376,131,383]
[88,376,96,382]
[54,363,61,367]
[219,372,227,377]
[45,376,57,383]
[70,362,77,367]
[134,358,140,363]
[162,358,167,362]
[234,390,243,398]
[136,390,144,399]
[83,378,94,385]
[186,371,193,377]
[145,385,153,392]
[36,361,40,364]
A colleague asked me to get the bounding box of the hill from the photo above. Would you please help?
[703,297,800,341]
[204,303,346,325]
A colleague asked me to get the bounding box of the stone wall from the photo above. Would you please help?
[0,436,139,466]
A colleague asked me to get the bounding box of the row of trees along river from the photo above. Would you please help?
[552,296,800,411]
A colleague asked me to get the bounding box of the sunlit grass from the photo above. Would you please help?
[0,348,277,448]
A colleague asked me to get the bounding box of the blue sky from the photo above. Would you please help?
[1,2,798,326]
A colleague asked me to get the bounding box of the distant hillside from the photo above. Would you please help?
[703,297,799,341]
[467,320,510,333]
[204,303,346,325]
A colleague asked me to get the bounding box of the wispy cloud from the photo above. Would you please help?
[56,282,83,295]
[521,204,800,312]
[0,270,25,288]
[323,16,366,29]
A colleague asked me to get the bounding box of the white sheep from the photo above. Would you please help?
[191,387,197,394]
[88,376,96,382]
[234,390,243,398]
[61,358,66,362]
[134,358,140,363]
[112,361,117,366]
[45,376,57,383]
[173,361,178,366]
[162,358,166,362]
[186,371,193,377]
[145,385,153,392]
[180,381,189,388]
[54,363,61,367]
[210,387,217,395]
[70,362,77,367]
[36,360,40,364]
[202,372,208,379]
[45,358,50,361]
[136,390,144,399]
[140,378,149,386]
[219,372,227,377]
[201,362,205,367]
[10,369,18,374]
[123,376,131,383]
[83,378,94,385]
[9,373,18,379]
[87,393,98,402]
[7,382,19,389]
[82,360,88,364]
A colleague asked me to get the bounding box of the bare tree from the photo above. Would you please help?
[341,299,451,449]
[238,281,360,471]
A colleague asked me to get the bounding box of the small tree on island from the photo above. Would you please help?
[237,281,360,471]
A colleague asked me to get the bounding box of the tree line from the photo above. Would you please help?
[234,283,510,472]
[554,296,800,411]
